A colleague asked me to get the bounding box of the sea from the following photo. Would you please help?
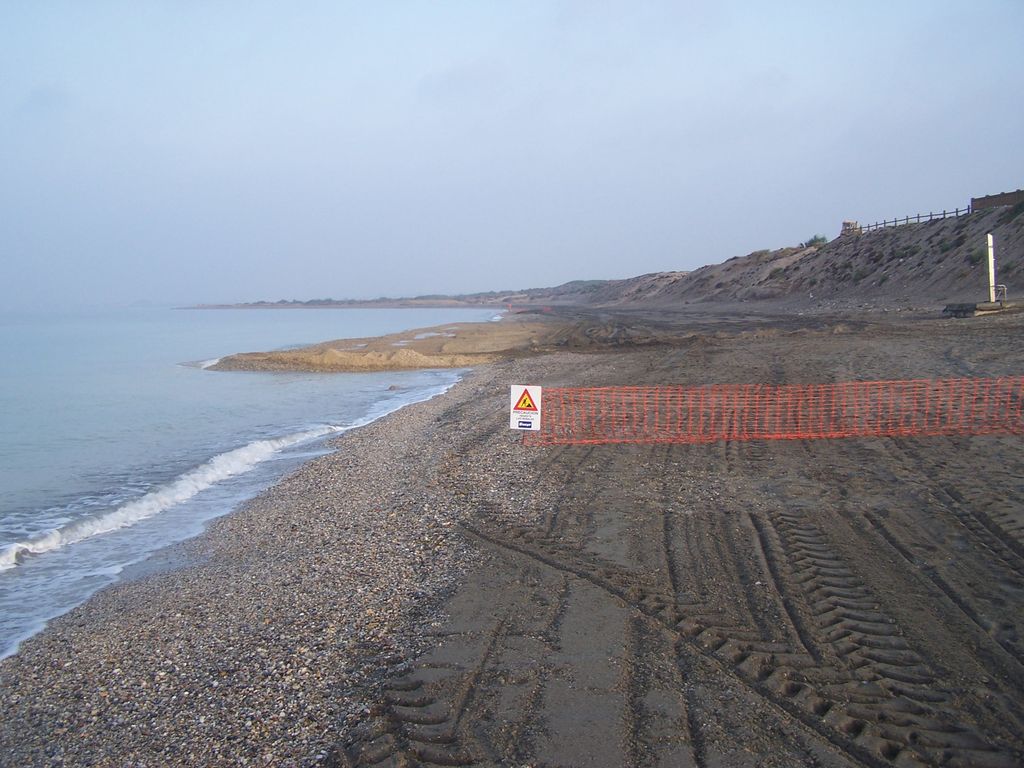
[0,305,499,659]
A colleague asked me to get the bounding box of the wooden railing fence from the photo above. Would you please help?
[858,207,970,233]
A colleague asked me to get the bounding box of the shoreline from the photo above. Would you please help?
[0,306,530,670]
[0,365,470,661]
[4,308,1023,765]
[0,365,496,765]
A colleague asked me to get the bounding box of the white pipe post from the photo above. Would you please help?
[987,233,996,303]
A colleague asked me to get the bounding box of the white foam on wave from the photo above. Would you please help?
[177,358,222,369]
[0,425,343,571]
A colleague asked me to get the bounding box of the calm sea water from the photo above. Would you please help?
[0,306,498,658]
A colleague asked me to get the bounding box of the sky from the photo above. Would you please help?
[2,1,1022,309]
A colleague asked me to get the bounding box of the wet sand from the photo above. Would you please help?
[3,307,1024,767]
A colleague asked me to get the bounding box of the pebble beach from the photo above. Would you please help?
[0,363,505,767]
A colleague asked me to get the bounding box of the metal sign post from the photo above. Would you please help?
[987,233,996,304]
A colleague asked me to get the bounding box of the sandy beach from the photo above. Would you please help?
[3,306,1024,767]
[6,1,1021,764]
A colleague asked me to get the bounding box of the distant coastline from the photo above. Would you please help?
[183,298,508,310]
[180,278,623,311]
[184,202,1024,315]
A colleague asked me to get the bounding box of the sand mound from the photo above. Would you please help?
[209,318,561,373]
[212,347,493,373]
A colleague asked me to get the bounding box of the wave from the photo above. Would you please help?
[178,358,221,369]
[0,425,343,571]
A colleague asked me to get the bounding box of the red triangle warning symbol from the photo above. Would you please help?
[514,389,538,411]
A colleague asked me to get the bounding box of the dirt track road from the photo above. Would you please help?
[333,310,1024,767]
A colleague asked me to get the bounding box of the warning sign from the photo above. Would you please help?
[514,389,538,411]
[510,385,542,431]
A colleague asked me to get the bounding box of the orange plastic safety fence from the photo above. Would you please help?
[522,377,1024,446]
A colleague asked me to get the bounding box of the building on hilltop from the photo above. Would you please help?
[971,189,1024,210]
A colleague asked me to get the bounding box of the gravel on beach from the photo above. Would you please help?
[0,358,546,767]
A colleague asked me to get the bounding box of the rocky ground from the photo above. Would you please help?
[2,306,1023,767]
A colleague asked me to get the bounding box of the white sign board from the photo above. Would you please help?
[510,385,542,431]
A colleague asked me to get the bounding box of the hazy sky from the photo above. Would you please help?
[2,2,1022,308]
